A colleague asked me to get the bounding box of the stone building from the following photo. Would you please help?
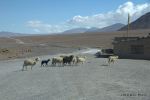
[113,35,150,60]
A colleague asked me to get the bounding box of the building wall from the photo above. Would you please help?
[113,38,150,60]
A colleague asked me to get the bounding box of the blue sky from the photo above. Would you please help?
[0,0,150,34]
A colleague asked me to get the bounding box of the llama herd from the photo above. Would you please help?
[22,53,118,71]
[22,54,87,71]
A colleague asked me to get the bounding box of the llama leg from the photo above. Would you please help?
[31,66,33,70]
[22,65,24,71]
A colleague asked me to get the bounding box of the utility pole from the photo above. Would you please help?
[127,13,130,37]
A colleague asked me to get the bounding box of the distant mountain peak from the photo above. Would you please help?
[85,23,125,33]
[62,27,88,34]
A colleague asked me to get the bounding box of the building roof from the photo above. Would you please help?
[113,34,150,44]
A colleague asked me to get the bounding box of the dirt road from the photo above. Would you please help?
[0,50,150,100]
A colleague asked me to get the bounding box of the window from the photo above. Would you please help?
[131,45,144,54]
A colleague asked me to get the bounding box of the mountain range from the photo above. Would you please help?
[119,12,150,30]
[64,12,150,33]
[0,12,150,37]
[0,31,35,37]
[86,23,125,33]
[62,23,125,34]
[62,28,88,34]
[0,31,25,37]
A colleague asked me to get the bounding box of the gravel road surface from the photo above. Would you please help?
[0,50,150,100]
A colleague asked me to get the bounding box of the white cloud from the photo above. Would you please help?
[27,1,150,33]
[27,20,66,33]
[67,1,150,28]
